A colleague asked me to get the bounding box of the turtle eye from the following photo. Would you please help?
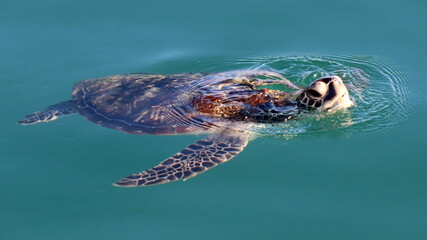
[307,89,322,98]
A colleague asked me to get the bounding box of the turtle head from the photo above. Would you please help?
[297,76,354,110]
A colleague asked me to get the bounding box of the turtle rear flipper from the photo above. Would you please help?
[114,132,250,187]
[18,100,76,125]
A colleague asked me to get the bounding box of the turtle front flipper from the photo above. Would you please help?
[114,132,250,187]
[18,100,76,125]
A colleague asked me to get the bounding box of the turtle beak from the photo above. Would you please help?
[320,76,354,110]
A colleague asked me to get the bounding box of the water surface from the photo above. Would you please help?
[1,0,426,240]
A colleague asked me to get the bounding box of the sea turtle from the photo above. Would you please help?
[18,70,353,187]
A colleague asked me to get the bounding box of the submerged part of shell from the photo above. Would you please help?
[71,70,301,135]
[72,73,214,135]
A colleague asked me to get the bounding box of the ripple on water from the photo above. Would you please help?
[144,54,414,138]
[236,55,414,137]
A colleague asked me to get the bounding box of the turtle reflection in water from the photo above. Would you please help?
[19,70,354,187]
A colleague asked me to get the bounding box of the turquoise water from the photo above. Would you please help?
[2,0,427,239]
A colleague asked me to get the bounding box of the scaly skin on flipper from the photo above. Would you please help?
[18,100,76,125]
[114,132,249,187]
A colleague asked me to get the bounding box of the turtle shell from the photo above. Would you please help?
[72,71,297,135]
[72,73,220,135]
